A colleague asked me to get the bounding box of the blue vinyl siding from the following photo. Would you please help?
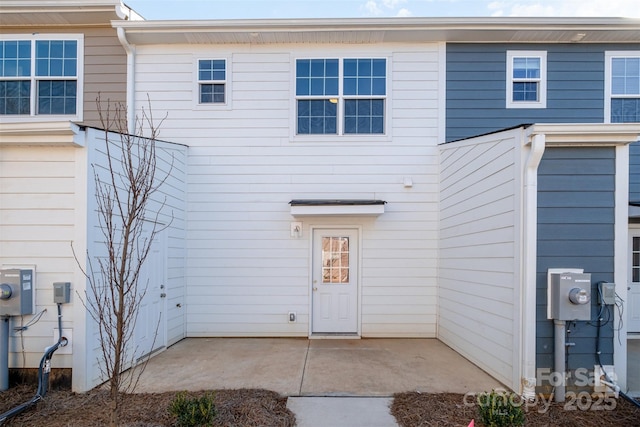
[536,147,615,391]
[446,44,638,142]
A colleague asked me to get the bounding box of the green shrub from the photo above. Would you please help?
[477,389,525,427]
[169,391,217,427]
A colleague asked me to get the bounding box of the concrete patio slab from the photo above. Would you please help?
[134,338,308,394]
[134,338,503,396]
[301,339,500,396]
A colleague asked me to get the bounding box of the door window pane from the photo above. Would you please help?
[322,237,350,284]
[633,237,640,282]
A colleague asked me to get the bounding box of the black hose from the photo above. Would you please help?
[0,304,66,425]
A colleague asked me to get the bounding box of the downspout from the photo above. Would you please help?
[521,132,545,400]
[117,27,136,135]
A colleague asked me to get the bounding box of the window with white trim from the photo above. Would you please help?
[198,59,226,104]
[295,57,386,135]
[0,36,82,116]
[506,51,547,109]
[606,52,640,123]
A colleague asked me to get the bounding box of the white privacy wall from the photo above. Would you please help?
[438,128,525,389]
[84,127,187,388]
[133,43,443,337]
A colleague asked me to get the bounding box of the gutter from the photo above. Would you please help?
[116,26,136,134]
[521,132,545,400]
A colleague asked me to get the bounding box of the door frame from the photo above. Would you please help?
[627,226,640,333]
[135,228,168,360]
[308,225,362,337]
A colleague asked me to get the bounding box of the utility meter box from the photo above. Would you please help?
[0,269,34,316]
[548,272,591,320]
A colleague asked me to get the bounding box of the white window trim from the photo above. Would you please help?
[506,50,547,109]
[290,55,392,143]
[0,33,84,123]
[604,51,640,124]
[192,55,232,110]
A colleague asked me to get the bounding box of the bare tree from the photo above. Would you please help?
[75,97,170,426]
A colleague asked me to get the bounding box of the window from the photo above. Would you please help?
[295,57,386,135]
[322,236,350,283]
[506,51,547,109]
[198,59,226,104]
[606,52,640,123]
[633,237,640,282]
[0,36,82,117]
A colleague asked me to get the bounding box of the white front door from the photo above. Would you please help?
[135,232,167,359]
[312,229,359,334]
[629,231,640,332]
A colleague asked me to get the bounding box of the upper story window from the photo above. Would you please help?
[0,35,83,118]
[295,57,387,135]
[506,51,547,109]
[198,59,226,104]
[606,52,640,123]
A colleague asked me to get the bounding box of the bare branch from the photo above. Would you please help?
[72,95,172,427]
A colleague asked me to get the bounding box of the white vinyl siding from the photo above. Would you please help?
[84,128,187,387]
[438,127,525,390]
[133,43,442,338]
[0,143,83,375]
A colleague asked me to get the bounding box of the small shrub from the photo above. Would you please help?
[477,389,525,427]
[169,391,217,427]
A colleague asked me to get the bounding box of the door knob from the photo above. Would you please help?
[160,293,166,298]
[313,287,318,291]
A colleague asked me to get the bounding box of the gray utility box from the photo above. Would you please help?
[0,269,34,316]
[548,272,591,321]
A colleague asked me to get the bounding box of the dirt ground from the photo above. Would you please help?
[1,386,639,426]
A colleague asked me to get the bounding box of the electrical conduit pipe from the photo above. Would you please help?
[0,304,67,424]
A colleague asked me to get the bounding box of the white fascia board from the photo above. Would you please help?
[290,204,385,217]
[0,0,120,7]
[111,17,640,45]
[0,121,85,146]
[526,123,640,146]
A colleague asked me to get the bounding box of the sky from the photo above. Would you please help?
[124,0,640,20]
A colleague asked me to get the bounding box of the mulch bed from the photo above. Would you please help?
[391,391,640,426]
[2,386,639,426]
[0,386,295,426]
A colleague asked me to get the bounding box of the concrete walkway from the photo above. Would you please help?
[134,338,501,426]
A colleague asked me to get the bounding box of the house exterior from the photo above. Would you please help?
[1,1,639,396]
[0,1,188,392]
[443,42,640,393]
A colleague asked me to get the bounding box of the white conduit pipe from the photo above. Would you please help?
[117,27,136,135]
